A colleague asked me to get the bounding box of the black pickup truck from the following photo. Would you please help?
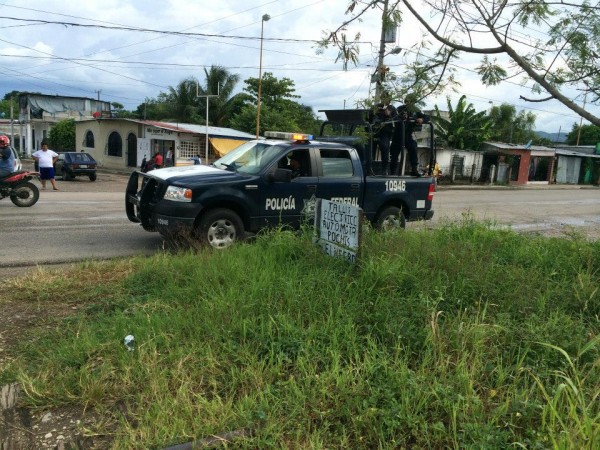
[126,113,435,249]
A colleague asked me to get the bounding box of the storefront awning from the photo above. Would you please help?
[209,138,247,157]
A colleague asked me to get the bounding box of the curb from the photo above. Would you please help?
[437,184,599,191]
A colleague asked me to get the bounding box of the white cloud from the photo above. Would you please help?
[0,0,596,134]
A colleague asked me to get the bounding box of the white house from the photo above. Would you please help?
[74,118,255,171]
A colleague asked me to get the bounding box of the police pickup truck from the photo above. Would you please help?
[125,131,435,249]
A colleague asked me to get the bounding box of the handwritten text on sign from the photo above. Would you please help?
[315,198,362,263]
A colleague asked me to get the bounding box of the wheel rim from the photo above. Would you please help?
[207,219,237,248]
[12,186,34,205]
[381,214,402,230]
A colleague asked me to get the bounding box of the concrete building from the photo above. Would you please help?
[480,142,556,185]
[18,93,111,156]
[74,119,255,171]
[553,145,600,184]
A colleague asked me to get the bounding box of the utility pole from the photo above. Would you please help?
[374,0,390,103]
[197,83,220,163]
[10,96,14,148]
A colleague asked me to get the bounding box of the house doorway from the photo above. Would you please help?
[127,133,137,167]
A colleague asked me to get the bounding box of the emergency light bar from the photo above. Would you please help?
[264,131,313,141]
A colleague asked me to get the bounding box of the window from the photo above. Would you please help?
[320,149,354,177]
[451,155,464,176]
[84,130,94,148]
[179,140,200,159]
[277,149,311,178]
[107,131,122,157]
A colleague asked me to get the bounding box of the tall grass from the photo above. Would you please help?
[1,220,599,448]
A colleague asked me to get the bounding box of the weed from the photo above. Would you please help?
[1,222,598,448]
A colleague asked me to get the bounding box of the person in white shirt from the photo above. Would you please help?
[166,146,173,167]
[32,141,59,190]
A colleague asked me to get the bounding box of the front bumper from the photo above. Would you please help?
[125,171,201,233]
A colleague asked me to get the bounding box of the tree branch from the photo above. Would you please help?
[519,95,554,102]
[401,0,506,53]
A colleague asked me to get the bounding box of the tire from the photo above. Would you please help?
[10,182,40,207]
[375,206,406,231]
[62,168,72,181]
[89,172,97,181]
[197,208,244,249]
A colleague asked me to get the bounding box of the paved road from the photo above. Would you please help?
[432,186,600,234]
[1,170,598,279]
[0,171,163,278]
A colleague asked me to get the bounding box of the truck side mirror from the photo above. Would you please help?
[267,168,292,183]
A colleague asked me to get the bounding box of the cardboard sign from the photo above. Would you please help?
[314,198,363,263]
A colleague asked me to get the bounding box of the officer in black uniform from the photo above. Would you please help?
[390,94,429,176]
[370,98,397,175]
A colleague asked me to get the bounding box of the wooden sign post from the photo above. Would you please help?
[314,198,363,264]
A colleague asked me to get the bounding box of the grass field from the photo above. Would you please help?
[1,219,599,448]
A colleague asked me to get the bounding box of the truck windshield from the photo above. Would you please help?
[213,140,285,175]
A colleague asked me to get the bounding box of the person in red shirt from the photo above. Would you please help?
[154,151,163,168]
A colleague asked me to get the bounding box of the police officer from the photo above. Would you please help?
[370,96,396,175]
[390,94,429,176]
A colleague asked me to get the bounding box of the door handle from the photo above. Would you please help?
[350,184,360,190]
[307,184,317,192]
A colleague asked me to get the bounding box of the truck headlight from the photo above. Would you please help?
[164,186,192,202]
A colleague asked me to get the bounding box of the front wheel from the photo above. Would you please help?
[197,208,244,249]
[10,181,40,207]
[375,206,406,231]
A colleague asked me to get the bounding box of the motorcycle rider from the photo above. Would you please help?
[0,135,16,177]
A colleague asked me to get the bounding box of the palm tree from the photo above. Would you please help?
[432,95,491,150]
[197,66,241,127]
[165,77,200,123]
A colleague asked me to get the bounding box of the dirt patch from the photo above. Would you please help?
[1,397,110,450]
[0,276,116,449]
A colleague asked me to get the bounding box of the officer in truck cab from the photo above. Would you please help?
[280,151,310,178]
[289,154,308,178]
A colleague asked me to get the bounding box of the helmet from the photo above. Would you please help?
[0,135,9,146]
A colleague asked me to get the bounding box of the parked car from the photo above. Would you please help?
[11,147,22,172]
[55,152,97,181]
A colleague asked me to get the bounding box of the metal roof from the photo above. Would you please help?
[483,141,555,152]
[141,121,255,139]
[555,149,600,159]
[78,118,255,140]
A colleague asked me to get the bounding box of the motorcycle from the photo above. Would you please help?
[0,170,41,207]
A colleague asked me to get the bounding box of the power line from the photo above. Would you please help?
[0,15,327,44]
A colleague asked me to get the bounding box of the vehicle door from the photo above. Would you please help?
[54,153,66,173]
[315,147,364,208]
[257,148,319,228]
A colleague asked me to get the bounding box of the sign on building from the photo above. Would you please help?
[314,198,363,264]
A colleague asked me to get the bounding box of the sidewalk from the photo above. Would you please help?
[438,182,598,190]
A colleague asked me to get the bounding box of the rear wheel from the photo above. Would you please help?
[375,206,406,231]
[197,208,244,249]
[10,182,40,207]
[62,168,72,181]
[89,172,97,181]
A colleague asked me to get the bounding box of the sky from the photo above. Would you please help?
[0,0,597,136]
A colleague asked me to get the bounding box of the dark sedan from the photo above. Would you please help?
[55,152,97,181]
